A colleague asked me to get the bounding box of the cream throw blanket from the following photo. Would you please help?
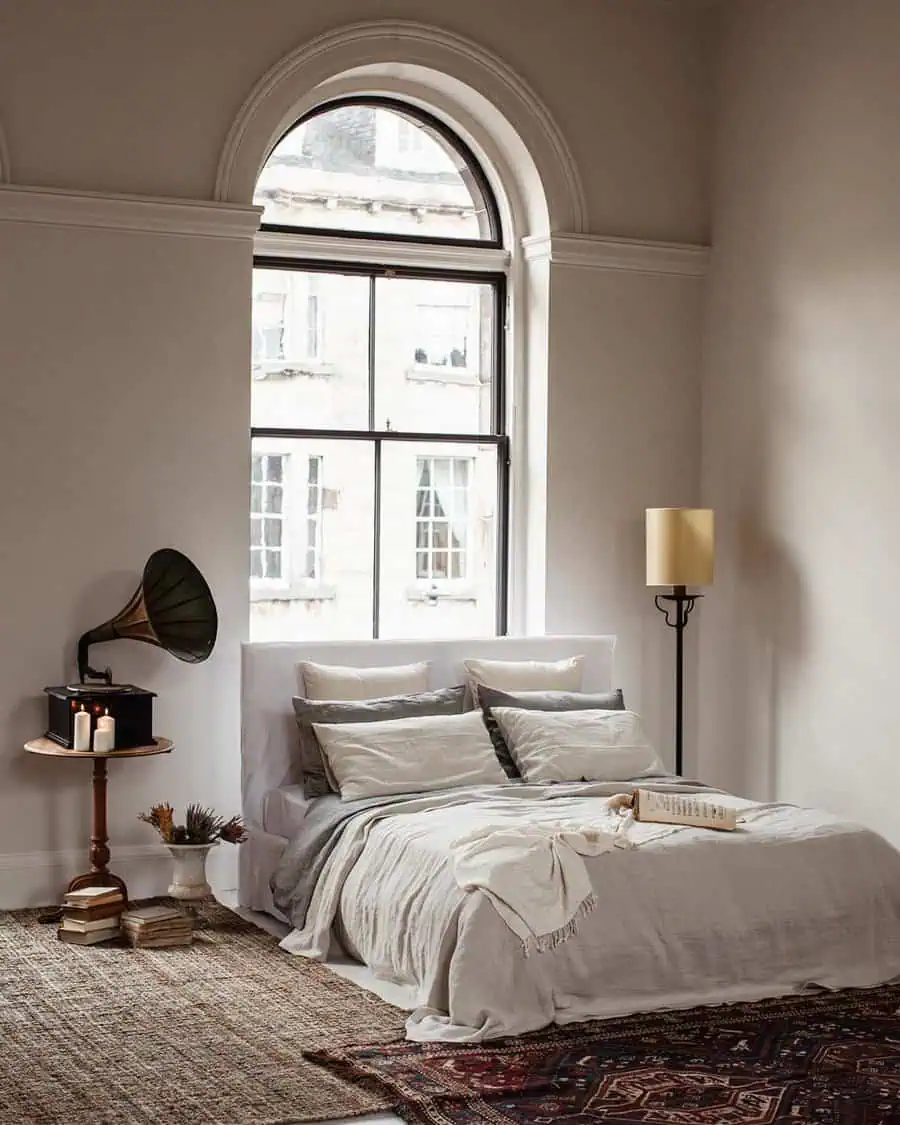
[450,811,637,955]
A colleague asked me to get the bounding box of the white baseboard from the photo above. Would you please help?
[0,844,238,910]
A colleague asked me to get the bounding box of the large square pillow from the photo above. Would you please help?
[477,686,625,778]
[298,660,429,701]
[292,686,467,798]
[312,710,506,801]
[490,707,662,784]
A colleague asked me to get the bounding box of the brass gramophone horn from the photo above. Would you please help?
[76,549,218,684]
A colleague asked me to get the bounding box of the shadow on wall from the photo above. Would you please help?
[701,249,809,798]
[736,507,807,800]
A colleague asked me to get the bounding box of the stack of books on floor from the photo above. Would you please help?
[57,886,124,945]
[121,904,193,948]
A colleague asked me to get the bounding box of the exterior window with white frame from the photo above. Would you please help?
[250,97,508,642]
[414,302,471,371]
[250,454,286,580]
[304,454,324,580]
[252,273,325,373]
[416,457,471,581]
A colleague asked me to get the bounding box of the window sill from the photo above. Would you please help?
[252,360,334,381]
[251,583,337,603]
[406,585,477,604]
[405,366,479,387]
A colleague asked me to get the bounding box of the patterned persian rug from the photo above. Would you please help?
[308,983,900,1124]
[0,900,404,1125]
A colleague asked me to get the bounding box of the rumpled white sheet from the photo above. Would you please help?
[449,815,633,955]
[280,782,900,1042]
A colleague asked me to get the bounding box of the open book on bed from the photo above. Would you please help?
[633,788,737,831]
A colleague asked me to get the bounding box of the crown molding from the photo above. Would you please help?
[0,184,262,240]
[522,233,709,277]
[255,229,510,272]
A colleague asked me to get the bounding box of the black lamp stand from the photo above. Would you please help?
[653,584,702,777]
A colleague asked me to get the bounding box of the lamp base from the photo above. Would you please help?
[652,586,702,778]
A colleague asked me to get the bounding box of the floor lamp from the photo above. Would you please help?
[646,508,715,776]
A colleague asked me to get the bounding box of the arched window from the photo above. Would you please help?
[250,97,509,641]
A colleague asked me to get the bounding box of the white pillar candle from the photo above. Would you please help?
[73,705,91,752]
[97,710,115,748]
[93,728,114,753]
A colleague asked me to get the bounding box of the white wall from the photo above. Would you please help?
[699,0,900,846]
[0,0,710,904]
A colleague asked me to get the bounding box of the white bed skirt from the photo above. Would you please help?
[239,827,290,921]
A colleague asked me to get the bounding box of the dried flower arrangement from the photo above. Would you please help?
[138,803,248,846]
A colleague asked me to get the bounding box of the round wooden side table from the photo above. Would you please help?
[25,736,173,918]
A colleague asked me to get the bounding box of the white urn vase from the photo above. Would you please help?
[166,842,217,901]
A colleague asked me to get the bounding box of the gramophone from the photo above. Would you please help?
[44,549,218,750]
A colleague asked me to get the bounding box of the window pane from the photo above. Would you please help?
[379,442,498,639]
[251,269,369,430]
[250,437,375,641]
[254,104,495,241]
[374,278,495,435]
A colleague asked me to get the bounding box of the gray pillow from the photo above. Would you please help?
[292,686,468,798]
[477,686,626,778]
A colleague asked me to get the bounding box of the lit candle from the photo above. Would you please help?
[73,705,91,752]
[97,709,115,749]
[93,728,114,753]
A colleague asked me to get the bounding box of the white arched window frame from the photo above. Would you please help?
[222,22,586,635]
[251,95,511,638]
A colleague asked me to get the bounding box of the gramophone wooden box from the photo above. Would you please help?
[44,685,157,750]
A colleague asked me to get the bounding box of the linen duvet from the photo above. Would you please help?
[272,778,900,1041]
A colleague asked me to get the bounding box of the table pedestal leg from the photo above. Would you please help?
[39,757,129,923]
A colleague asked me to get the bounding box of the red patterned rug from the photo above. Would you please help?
[306,984,900,1123]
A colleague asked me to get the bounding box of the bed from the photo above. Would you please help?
[240,635,900,1042]
[239,635,619,919]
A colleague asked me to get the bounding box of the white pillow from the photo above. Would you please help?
[463,655,584,703]
[298,660,429,701]
[312,710,506,801]
[490,707,662,784]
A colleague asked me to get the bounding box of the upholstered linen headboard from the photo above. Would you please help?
[241,635,616,829]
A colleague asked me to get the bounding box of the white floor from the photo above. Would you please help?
[217,890,403,1125]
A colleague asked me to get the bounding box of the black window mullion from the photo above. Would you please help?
[259,223,500,251]
[252,255,504,288]
[492,275,507,438]
[495,436,511,636]
[368,275,376,432]
[369,273,379,636]
[372,438,382,640]
[251,427,504,445]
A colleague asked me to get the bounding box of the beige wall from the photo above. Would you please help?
[0,218,253,900]
[546,264,705,758]
[699,0,900,844]
[0,0,710,241]
[0,0,710,904]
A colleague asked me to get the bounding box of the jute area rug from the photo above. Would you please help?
[308,983,900,1124]
[0,900,405,1125]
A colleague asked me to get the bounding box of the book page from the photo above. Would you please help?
[636,789,737,830]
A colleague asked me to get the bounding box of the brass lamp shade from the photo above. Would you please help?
[646,508,715,588]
